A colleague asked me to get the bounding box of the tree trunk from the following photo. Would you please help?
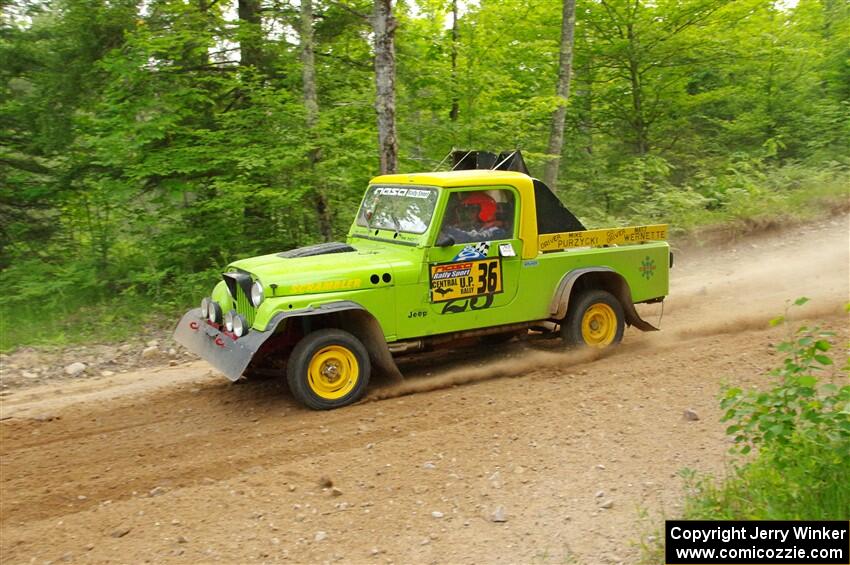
[373,0,399,174]
[301,0,319,130]
[543,0,577,190]
[449,0,460,122]
[237,0,263,70]
[300,0,334,241]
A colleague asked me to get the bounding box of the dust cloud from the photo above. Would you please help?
[365,347,604,402]
[661,215,848,336]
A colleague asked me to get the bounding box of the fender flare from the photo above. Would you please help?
[263,301,403,380]
[549,268,658,332]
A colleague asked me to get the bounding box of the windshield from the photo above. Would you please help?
[356,185,439,234]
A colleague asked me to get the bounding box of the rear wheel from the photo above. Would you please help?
[287,329,370,410]
[561,290,625,348]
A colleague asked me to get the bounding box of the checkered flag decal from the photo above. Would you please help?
[473,241,490,256]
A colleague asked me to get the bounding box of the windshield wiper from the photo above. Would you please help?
[389,211,402,234]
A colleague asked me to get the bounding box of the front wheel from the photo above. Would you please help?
[561,290,625,348]
[287,329,371,410]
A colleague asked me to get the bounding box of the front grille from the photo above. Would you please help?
[223,272,256,326]
[235,285,256,326]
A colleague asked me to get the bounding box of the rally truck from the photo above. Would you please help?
[174,151,670,410]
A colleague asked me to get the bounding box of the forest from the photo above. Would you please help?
[1,0,848,349]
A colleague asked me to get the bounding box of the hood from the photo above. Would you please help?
[228,241,408,297]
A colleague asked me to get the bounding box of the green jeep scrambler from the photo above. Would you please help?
[174,151,670,409]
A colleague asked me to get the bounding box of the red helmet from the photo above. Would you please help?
[461,192,497,223]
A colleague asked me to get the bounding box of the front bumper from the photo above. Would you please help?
[172,308,273,381]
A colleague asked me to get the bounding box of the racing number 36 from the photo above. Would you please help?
[477,260,500,294]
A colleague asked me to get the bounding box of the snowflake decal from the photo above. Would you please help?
[639,256,656,280]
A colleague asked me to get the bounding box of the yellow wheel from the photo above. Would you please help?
[288,329,371,410]
[581,303,618,346]
[562,290,625,348]
[307,345,359,400]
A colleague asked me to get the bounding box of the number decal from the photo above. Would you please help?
[430,258,503,303]
[487,260,498,292]
[440,294,495,315]
[470,294,495,311]
[476,260,499,294]
[477,263,488,293]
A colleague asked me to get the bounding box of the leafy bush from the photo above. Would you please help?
[680,299,850,521]
[722,298,850,454]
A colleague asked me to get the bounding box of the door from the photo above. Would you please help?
[424,187,522,331]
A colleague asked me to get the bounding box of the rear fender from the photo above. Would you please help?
[550,268,658,331]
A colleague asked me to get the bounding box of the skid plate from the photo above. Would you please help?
[172,308,273,381]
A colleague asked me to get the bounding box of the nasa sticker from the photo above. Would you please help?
[374,187,430,198]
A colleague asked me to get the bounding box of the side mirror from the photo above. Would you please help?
[435,234,455,247]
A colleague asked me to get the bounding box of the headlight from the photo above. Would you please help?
[232,313,248,337]
[251,280,264,307]
[201,297,211,319]
[224,310,236,332]
[208,301,222,324]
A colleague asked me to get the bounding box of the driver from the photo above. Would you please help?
[442,191,509,243]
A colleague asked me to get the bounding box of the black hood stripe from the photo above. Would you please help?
[277,242,356,259]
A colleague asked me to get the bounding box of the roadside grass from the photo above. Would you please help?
[677,438,850,521]
[679,172,850,242]
[639,301,850,563]
[0,299,179,352]
[634,505,667,565]
[0,268,218,352]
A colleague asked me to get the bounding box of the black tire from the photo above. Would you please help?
[561,290,625,348]
[286,329,371,410]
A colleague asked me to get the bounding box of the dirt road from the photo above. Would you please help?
[2,216,848,564]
